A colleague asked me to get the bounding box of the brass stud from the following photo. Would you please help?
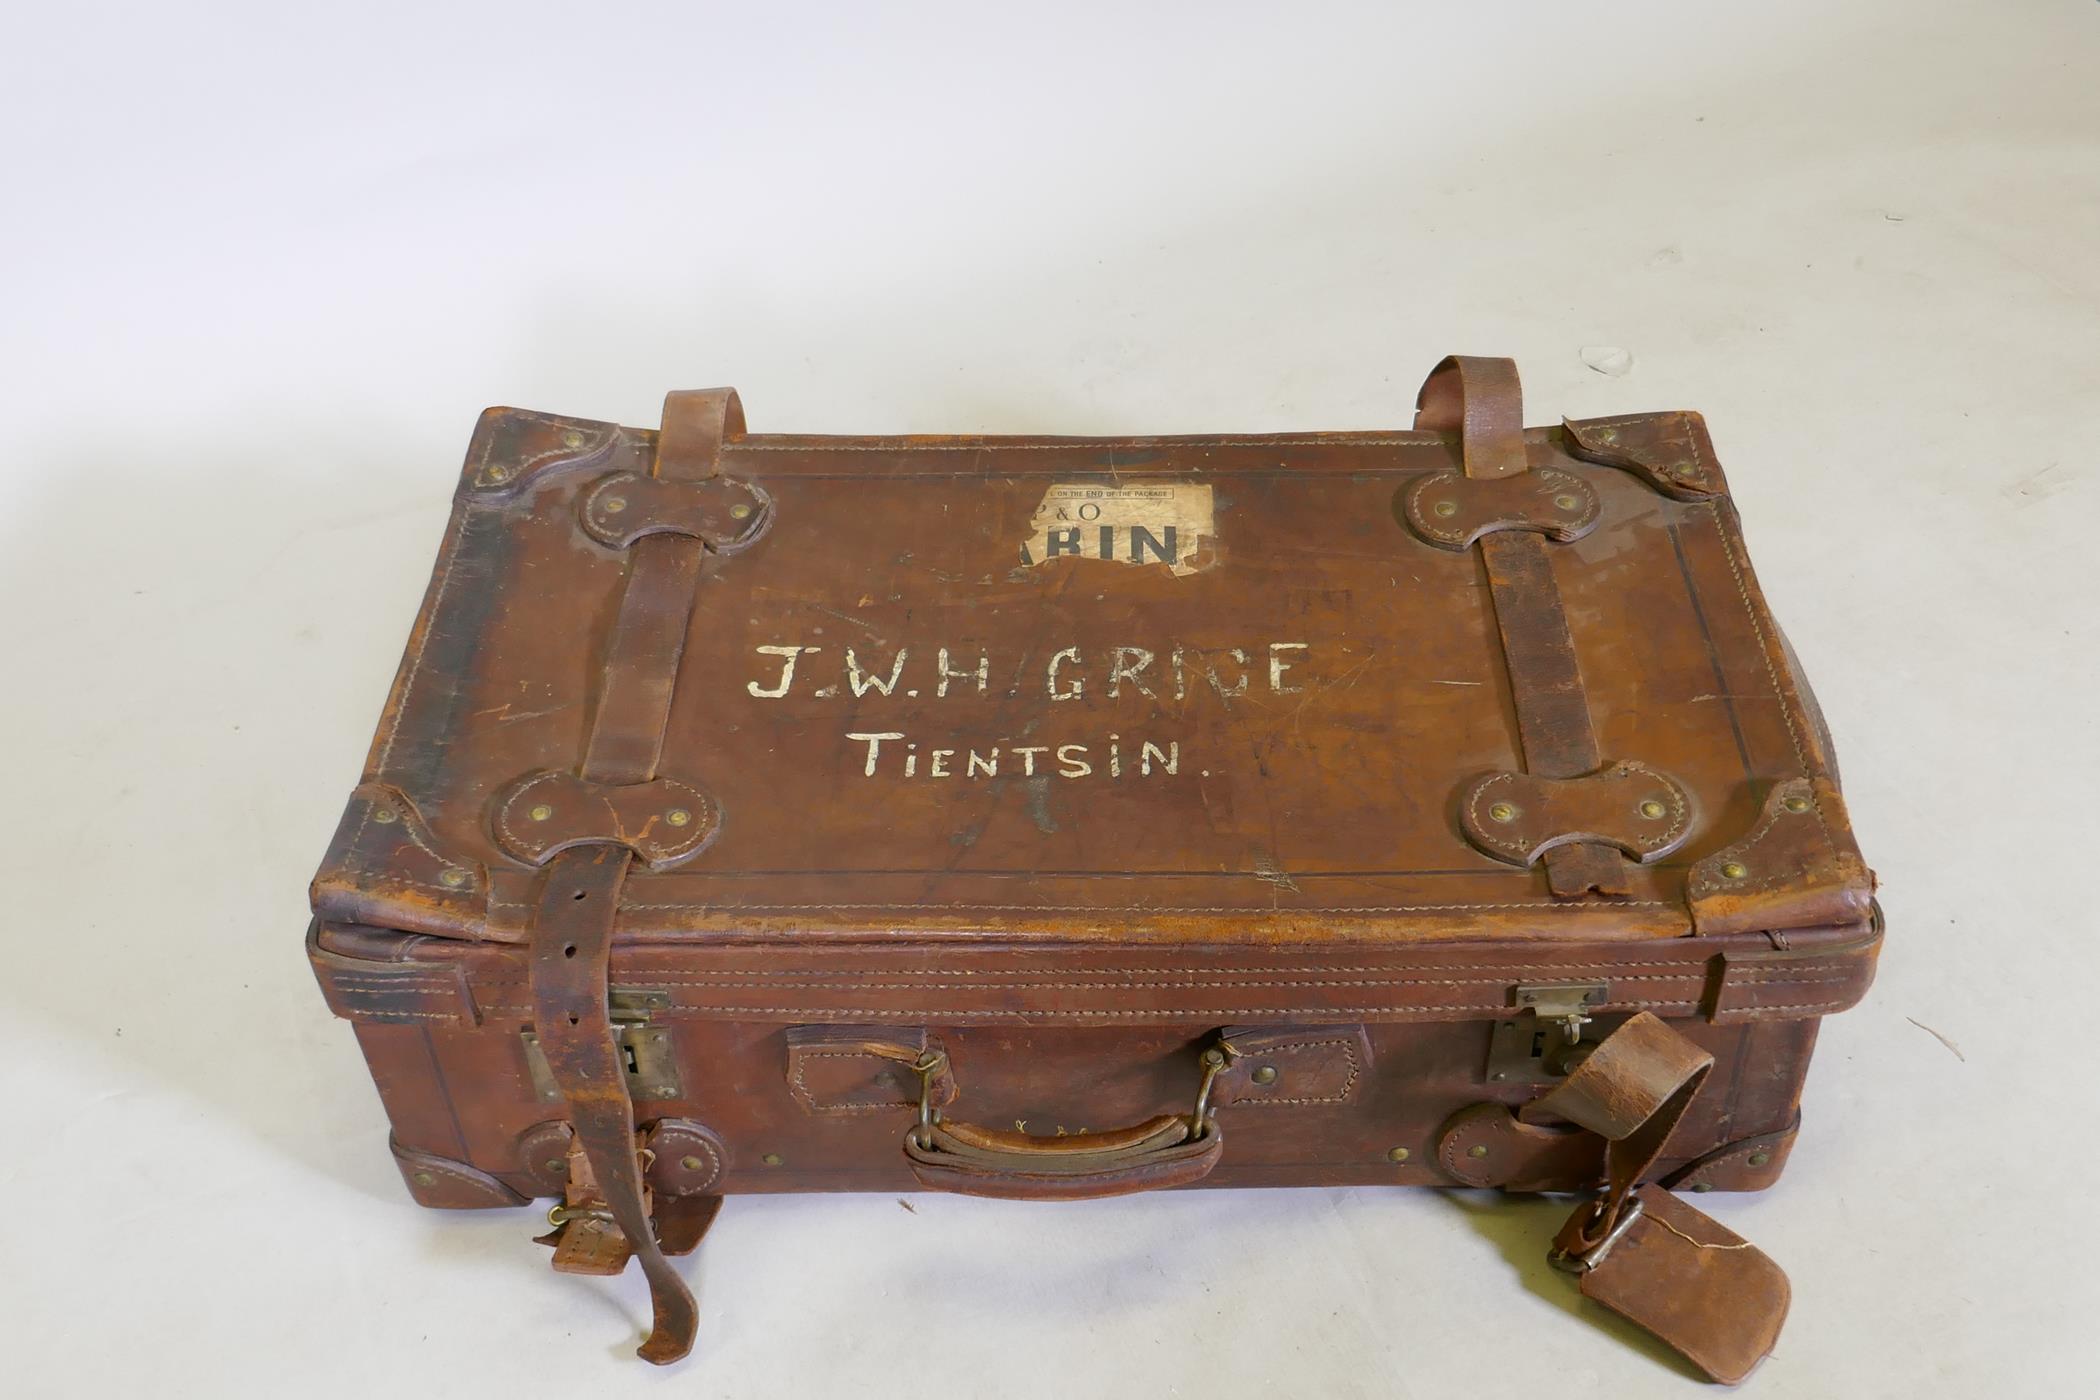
[1639,800,1666,820]
[1783,795,1811,814]
[680,1155,705,1172]
[1467,1144,1490,1159]
[601,496,627,514]
[1488,802,1518,823]
[666,808,692,827]
[412,1171,435,1187]
[561,430,584,449]
[1594,428,1620,444]
[1433,500,1459,518]
[761,1153,783,1167]
[1387,1147,1411,1163]
[1721,861,1749,880]
[1252,1065,1278,1085]
[544,1158,565,1175]
[1748,1151,1772,1167]
[729,502,753,520]
[372,807,397,824]
[1691,1182,1713,1193]
[1553,494,1580,511]
[439,868,468,888]
[486,464,512,483]
[529,804,554,822]
[1673,463,1697,478]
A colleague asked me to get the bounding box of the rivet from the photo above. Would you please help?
[602,496,627,514]
[651,1087,676,1098]
[1783,795,1810,814]
[1748,1151,1772,1167]
[1594,428,1619,444]
[1639,800,1666,819]
[729,502,753,520]
[761,1153,783,1167]
[1691,1182,1713,1193]
[666,807,692,827]
[680,1155,705,1172]
[372,807,397,824]
[1721,861,1749,880]
[561,430,584,449]
[1488,802,1518,823]
[1387,1147,1411,1163]
[1467,1144,1490,1159]
[439,868,468,888]
[529,804,554,822]
[486,464,513,483]
[1489,1071,1507,1082]
[1553,494,1580,511]
[411,1171,435,1186]
[1433,500,1459,518]
[544,1158,565,1175]
[1252,1065,1278,1085]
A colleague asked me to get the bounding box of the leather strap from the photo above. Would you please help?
[1531,1013,1790,1384]
[523,389,744,1365]
[1414,357,1627,896]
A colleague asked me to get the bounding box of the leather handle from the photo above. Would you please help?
[900,1043,1229,1200]
[904,1113,1223,1201]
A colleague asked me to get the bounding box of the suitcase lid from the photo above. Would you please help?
[311,360,1873,950]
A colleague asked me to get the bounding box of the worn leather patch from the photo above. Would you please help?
[311,783,486,932]
[1213,1025,1371,1107]
[1435,1102,1603,1190]
[1458,761,1694,867]
[646,1119,730,1195]
[391,1135,527,1209]
[1562,412,1725,499]
[1688,777,1874,937]
[1400,466,1601,550]
[579,470,773,551]
[784,1026,952,1114]
[458,409,623,499]
[493,770,720,869]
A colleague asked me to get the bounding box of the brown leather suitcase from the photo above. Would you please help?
[308,355,1879,1382]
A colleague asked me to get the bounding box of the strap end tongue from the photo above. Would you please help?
[1565,1184,1791,1385]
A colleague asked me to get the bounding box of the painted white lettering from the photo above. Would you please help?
[1048,647,1084,700]
[1057,744,1093,778]
[1141,740,1178,775]
[747,644,819,698]
[929,749,953,778]
[846,731,905,776]
[1207,648,1249,699]
[1107,647,1155,698]
[967,749,999,777]
[937,647,989,697]
[1011,745,1050,776]
[847,647,909,698]
[1269,642,1308,694]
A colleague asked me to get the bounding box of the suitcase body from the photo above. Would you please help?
[310,357,1878,1380]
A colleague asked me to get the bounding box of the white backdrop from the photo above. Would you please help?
[4,3,2095,1395]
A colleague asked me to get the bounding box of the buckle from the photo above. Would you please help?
[1548,1193,1646,1274]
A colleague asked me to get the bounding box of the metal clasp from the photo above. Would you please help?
[1485,980,1610,1085]
[909,1049,950,1150]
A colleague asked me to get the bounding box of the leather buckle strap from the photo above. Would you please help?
[1530,1013,1791,1384]
[516,387,748,1365]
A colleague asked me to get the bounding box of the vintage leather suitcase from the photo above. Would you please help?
[309,356,1879,1382]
